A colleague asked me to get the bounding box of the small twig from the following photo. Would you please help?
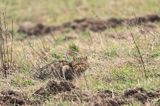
[130,33,147,79]
[11,19,14,68]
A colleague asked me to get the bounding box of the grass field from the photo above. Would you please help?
[0,0,160,106]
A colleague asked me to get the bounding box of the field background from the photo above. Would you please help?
[0,0,160,105]
[1,0,160,23]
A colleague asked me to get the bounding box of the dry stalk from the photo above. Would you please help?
[130,32,147,79]
[0,13,14,77]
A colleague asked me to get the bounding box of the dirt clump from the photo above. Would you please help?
[34,57,89,81]
[124,14,160,25]
[52,88,160,105]
[92,90,127,106]
[18,14,160,36]
[57,89,92,102]
[0,88,159,106]
[0,90,34,106]
[34,80,76,99]
[123,87,160,104]
[93,98,127,106]
[54,89,128,106]
[96,90,119,98]
[123,87,146,97]
[18,22,53,35]
[69,18,122,32]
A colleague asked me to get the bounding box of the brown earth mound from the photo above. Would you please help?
[53,88,160,106]
[0,81,76,105]
[18,14,160,36]
[54,89,128,106]
[0,90,35,106]
[34,80,76,99]
[34,57,89,81]
[0,87,159,106]
[34,81,128,106]
[123,87,160,104]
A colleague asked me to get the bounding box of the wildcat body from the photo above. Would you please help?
[34,57,88,80]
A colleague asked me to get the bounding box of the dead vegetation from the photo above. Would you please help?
[123,88,160,104]
[18,14,160,36]
[0,14,16,77]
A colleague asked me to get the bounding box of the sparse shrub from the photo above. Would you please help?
[104,47,118,58]
[51,49,63,59]
[80,31,91,38]
[68,43,79,53]
[55,35,74,44]
[11,77,34,87]
[110,65,139,90]
[112,65,138,82]
[155,98,160,106]
[55,36,67,43]
[150,48,160,59]
[51,48,71,61]
[51,52,62,59]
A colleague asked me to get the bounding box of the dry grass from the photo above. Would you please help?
[0,0,160,105]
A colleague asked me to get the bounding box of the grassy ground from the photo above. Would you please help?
[0,0,160,105]
[0,0,160,23]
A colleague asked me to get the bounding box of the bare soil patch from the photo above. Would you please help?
[18,14,160,36]
[123,88,160,104]
[0,86,159,106]
[54,87,160,106]
[54,89,127,106]
[34,80,76,99]
[0,90,35,106]
[34,80,128,106]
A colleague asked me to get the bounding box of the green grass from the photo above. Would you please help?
[1,0,160,24]
[68,43,79,53]
[104,47,119,58]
